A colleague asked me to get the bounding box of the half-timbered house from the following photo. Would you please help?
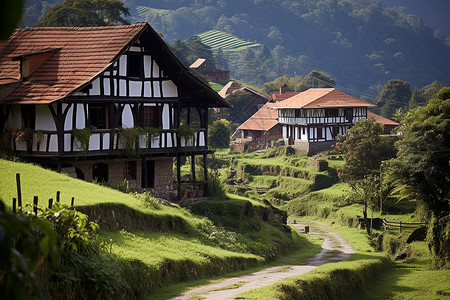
[0,23,229,200]
[270,88,376,155]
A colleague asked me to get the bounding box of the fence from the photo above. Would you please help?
[11,173,75,214]
[383,219,426,233]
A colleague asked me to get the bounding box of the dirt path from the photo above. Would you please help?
[169,223,355,300]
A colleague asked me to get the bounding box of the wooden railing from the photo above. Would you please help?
[383,220,427,233]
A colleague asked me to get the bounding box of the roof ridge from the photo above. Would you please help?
[305,88,337,107]
[21,22,147,32]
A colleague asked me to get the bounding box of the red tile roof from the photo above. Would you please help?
[367,111,399,126]
[236,102,278,131]
[218,80,241,98]
[271,88,377,109]
[0,23,147,104]
[272,91,299,102]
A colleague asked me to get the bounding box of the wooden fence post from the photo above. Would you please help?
[48,198,53,209]
[12,198,16,213]
[56,191,60,202]
[399,221,402,233]
[71,197,74,207]
[16,173,22,209]
[33,196,38,215]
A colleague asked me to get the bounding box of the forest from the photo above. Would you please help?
[20,0,450,101]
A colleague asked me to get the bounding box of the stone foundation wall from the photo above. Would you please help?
[293,140,337,156]
[72,157,174,199]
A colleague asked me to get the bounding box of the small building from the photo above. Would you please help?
[231,102,281,152]
[271,83,299,102]
[218,81,242,98]
[270,88,376,155]
[0,23,229,200]
[189,58,229,81]
[367,111,399,134]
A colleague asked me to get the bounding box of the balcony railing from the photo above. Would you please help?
[8,127,207,156]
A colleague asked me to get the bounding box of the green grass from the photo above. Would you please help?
[209,81,225,92]
[236,221,391,299]
[0,159,190,219]
[363,241,450,299]
[197,30,263,52]
[102,230,262,268]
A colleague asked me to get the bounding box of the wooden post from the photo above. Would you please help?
[71,197,74,207]
[12,198,16,213]
[16,173,22,209]
[48,198,53,209]
[33,196,38,215]
[399,221,402,233]
[176,153,181,201]
[56,191,60,202]
[203,153,208,195]
[191,154,196,182]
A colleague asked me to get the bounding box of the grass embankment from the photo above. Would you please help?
[237,221,391,299]
[212,148,449,299]
[0,158,312,296]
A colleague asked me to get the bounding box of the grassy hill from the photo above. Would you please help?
[197,30,263,52]
[0,158,311,297]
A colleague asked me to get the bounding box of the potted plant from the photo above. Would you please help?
[12,127,33,152]
[72,127,92,152]
[177,123,196,149]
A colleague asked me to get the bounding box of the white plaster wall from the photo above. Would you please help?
[152,61,160,77]
[199,131,205,146]
[144,82,151,97]
[48,134,58,152]
[119,55,127,76]
[119,79,127,96]
[144,55,152,78]
[103,78,111,96]
[89,133,100,151]
[129,81,142,97]
[282,125,287,139]
[75,104,86,128]
[64,133,71,151]
[152,82,161,97]
[162,80,178,97]
[102,133,110,150]
[121,104,134,128]
[90,78,101,96]
[129,46,141,52]
[162,104,170,130]
[36,105,56,131]
[63,104,73,131]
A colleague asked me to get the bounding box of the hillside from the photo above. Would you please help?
[19,0,450,96]
[130,0,450,94]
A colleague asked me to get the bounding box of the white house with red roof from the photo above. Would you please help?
[270,88,377,154]
[0,23,229,200]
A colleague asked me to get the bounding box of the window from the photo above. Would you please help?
[326,108,338,117]
[127,54,143,78]
[141,106,162,128]
[141,160,155,188]
[317,127,323,139]
[93,163,108,182]
[21,105,35,129]
[124,161,137,180]
[89,105,107,129]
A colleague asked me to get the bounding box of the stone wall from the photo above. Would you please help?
[72,157,174,199]
[293,140,337,156]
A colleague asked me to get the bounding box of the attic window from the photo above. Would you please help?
[127,54,143,78]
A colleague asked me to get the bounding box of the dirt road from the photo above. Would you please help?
[169,223,355,300]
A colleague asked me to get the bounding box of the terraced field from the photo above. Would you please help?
[197,30,263,52]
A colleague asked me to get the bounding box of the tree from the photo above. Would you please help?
[1,0,24,39]
[390,87,450,267]
[337,118,385,182]
[375,79,412,118]
[208,119,231,149]
[390,87,450,217]
[37,0,130,27]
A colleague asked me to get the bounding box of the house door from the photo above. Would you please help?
[93,163,108,182]
[141,160,155,188]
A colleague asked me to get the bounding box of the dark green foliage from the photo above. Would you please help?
[208,119,231,149]
[261,71,335,94]
[375,79,412,118]
[390,87,450,217]
[37,0,130,27]
[0,0,23,40]
[427,215,450,269]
